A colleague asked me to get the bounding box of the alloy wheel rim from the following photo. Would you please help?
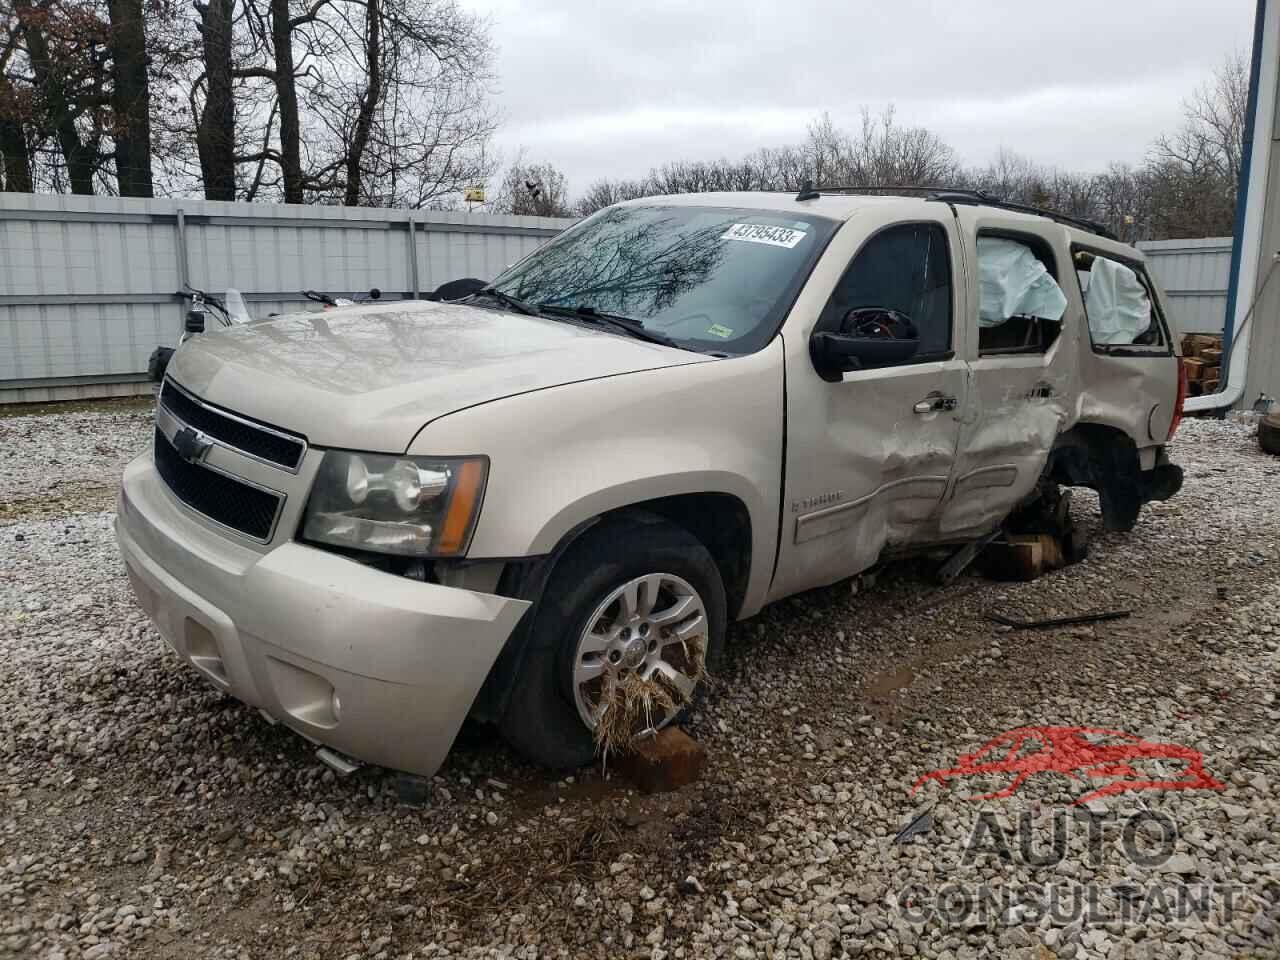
[571,572,708,733]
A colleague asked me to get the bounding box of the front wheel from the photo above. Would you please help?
[499,513,726,769]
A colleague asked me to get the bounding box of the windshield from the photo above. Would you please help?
[487,204,839,353]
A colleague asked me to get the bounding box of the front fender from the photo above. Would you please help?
[409,338,785,619]
[529,470,764,556]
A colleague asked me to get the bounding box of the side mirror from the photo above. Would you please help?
[810,331,919,382]
[147,346,174,383]
[429,277,487,302]
[184,310,205,334]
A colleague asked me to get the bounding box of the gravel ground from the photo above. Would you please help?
[2,405,1279,960]
[0,399,154,521]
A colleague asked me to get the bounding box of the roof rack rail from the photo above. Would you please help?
[930,192,1118,241]
[810,184,972,196]
[801,184,1118,241]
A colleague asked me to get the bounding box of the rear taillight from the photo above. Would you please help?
[1168,359,1188,439]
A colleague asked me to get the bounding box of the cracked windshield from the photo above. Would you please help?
[488,204,838,352]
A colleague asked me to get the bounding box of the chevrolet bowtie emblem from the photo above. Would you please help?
[172,425,214,464]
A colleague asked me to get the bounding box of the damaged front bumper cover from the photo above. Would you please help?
[115,453,530,777]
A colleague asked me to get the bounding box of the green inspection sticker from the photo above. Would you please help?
[706,323,734,339]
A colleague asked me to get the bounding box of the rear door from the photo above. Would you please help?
[1070,245,1180,455]
[937,210,1079,538]
[770,212,970,599]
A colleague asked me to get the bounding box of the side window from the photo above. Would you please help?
[976,235,1067,356]
[1074,251,1164,348]
[819,222,953,363]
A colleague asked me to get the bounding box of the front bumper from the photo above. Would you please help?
[115,452,530,776]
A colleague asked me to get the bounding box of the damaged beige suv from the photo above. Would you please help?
[116,188,1185,777]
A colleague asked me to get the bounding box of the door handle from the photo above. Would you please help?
[914,395,957,414]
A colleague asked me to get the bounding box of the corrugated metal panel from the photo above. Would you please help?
[0,193,573,402]
[1137,237,1232,336]
[7,197,1237,405]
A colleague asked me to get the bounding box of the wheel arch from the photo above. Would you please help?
[469,490,755,725]
[1046,421,1144,531]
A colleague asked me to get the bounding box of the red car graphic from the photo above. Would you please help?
[912,726,1225,805]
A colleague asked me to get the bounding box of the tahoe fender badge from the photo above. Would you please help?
[792,490,844,513]
[173,425,214,465]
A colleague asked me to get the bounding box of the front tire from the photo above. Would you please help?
[499,513,726,769]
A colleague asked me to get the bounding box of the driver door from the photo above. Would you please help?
[770,216,970,600]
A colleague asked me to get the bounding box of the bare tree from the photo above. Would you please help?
[1148,51,1247,237]
[806,107,960,187]
[0,18,35,191]
[341,0,382,204]
[194,0,235,199]
[13,0,110,195]
[265,0,303,202]
[1092,163,1156,244]
[1153,52,1247,193]
[575,176,647,216]
[216,0,497,206]
[106,0,152,195]
[748,143,809,192]
[494,157,572,217]
[330,0,497,207]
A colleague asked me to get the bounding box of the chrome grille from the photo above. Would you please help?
[160,379,306,471]
[152,428,283,541]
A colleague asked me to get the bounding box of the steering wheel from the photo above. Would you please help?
[845,306,918,341]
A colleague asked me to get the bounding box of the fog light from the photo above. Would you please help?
[331,691,343,722]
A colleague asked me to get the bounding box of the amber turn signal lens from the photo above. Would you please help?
[437,459,486,555]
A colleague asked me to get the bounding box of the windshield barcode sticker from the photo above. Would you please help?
[720,223,807,249]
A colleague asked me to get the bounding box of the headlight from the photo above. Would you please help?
[302,451,487,557]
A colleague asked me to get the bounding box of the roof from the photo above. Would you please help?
[620,190,1137,254]
[620,190,910,221]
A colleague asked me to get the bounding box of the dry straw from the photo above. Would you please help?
[593,635,707,764]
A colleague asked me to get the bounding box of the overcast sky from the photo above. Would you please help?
[468,0,1257,197]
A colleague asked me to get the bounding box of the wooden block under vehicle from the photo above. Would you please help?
[1181,334,1222,357]
[1201,379,1220,394]
[1182,357,1208,380]
[616,727,706,794]
[1199,348,1223,364]
[1202,365,1220,381]
[980,535,1061,581]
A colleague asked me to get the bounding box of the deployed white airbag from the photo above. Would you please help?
[1084,257,1152,344]
[977,237,1068,328]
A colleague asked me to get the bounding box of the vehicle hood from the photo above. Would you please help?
[167,300,709,452]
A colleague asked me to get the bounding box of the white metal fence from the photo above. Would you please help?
[1136,237,1232,338]
[0,193,574,403]
[0,194,1234,405]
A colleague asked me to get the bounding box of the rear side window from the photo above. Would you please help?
[976,234,1067,356]
[818,222,953,362]
[1074,251,1165,349]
